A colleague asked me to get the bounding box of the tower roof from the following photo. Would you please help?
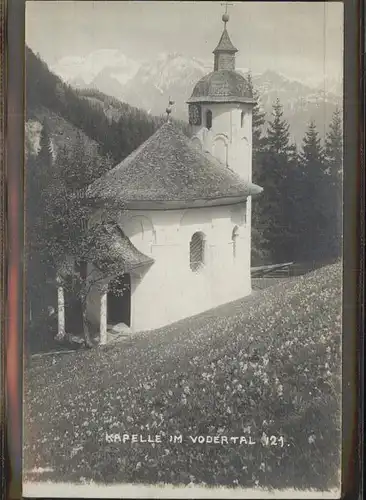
[188,9,254,102]
[213,27,238,53]
[187,69,254,104]
[87,121,262,209]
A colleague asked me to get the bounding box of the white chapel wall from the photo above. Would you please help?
[122,214,156,255]
[118,204,251,332]
[191,102,253,182]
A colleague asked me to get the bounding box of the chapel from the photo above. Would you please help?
[57,12,263,342]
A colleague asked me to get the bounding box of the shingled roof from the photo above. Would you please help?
[88,121,262,209]
[187,70,254,104]
[58,223,154,279]
[93,223,154,274]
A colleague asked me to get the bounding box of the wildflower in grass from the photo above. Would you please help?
[260,432,268,446]
[24,262,341,488]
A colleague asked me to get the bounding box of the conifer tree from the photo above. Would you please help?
[282,141,303,261]
[33,118,56,261]
[25,118,58,340]
[266,98,291,156]
[297,120,327,262]
[300,120,325,168]
[36,118,55,206]
[246,72,266,154]
[325,108,342,169]
[256,98,294,263]
[247,72,270,265]
[324,107,343,258]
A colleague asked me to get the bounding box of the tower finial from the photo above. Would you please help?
[166,97,175,121]
[214,3,237,70]
[221,2,233,25]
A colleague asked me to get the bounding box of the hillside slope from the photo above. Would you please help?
[25,47,187,162]
[54,51,342,144]
[25,106,101,159]
[24,262,342,490]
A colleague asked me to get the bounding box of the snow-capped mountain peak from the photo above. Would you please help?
[136,53,208,92]
[51,49,140,86]
[54,49,342,144]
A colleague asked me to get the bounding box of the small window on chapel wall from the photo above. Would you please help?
[206,110,212,130]
[232,226,239,258]
[190,232,205,272]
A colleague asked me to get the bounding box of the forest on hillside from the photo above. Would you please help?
[248,72,342,267]
[26,47,190,162]
[25,48,342,346]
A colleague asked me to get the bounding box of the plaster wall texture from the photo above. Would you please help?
[116,203,251,332]
[190,102,253,183]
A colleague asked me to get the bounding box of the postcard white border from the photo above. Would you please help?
[23,482,341,499]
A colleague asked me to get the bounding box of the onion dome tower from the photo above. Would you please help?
[187,7,255,183]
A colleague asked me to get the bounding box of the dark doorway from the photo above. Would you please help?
[107,274,131,327]
[64,277,84,335]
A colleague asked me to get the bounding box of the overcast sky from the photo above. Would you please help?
[26,1,343,83]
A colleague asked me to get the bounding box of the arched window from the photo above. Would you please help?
[241,111,245,128]
[232,226,239,258]
[190,232,205,272]
[206,110,212,130]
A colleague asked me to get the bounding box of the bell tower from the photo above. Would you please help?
[187,5,255,184]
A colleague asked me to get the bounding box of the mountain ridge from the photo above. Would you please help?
[52,50,342,144]
[26,47,190,166]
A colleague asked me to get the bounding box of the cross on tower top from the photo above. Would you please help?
[221,2,233,24]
